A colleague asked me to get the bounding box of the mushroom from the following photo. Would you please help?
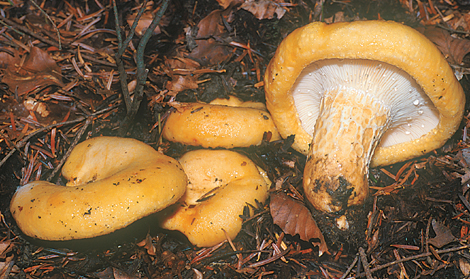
[162,97,281,148]
[10,136,187,240]
[264,20,465,213]
[159,149,270,247]
[209,95,268,111]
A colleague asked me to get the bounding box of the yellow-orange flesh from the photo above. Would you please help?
[303,88,390,212]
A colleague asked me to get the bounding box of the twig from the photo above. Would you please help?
[30,0,62,49]
[0,15,58,48]
[340,255,359,279]
[247,248,290,268]
[358,247,373,279]
[0,106,116,169]
[45,117,92,182]
[119,0,170,136]
[113,0,148,112]
[352,244,470,278]
[0,15,116,67]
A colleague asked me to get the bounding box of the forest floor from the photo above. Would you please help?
[2,0,470,278]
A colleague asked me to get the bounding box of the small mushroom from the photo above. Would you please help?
[10,136,187,240]
[264,21,465,213]
[159,149,270,247]
[162,97,281,148]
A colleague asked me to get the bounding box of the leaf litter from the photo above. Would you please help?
[1,0,470,278]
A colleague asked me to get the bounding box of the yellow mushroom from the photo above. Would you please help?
[10,136,187,240]
[264,21,465,213]
[159,149,270,247]
[162,97,281,148]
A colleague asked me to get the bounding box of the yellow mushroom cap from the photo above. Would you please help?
[209,96,268,111]
[265,20,464,166]
[264,20,465,213]
[10,137,187,240]
[159,149,270,247]
[162,101,281,149]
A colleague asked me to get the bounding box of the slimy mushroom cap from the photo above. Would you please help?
[159,149,270,247]
[10,137,188,240]
[162,99,281,148]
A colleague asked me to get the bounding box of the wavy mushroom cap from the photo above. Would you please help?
[10,137,188,240]
[264,20,465,212]
[209,96,268,111]
[159,149,270,247]
[162,99,281,148]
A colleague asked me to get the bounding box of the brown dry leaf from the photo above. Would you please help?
[92,267,138,279]
[428,219,457,248]
[2,46,64,96]
[422,26,470,65]
[166,75,199,95]
[0,254,14,279]
[270,192,328,255]
[0,47,19,69]
[460,258,470,277]
[136,233,157,256]
[240,0,287,20]
[216,0,244,9]
[187,9,234,65]
[126,9,170,36]
[0,240,13,258]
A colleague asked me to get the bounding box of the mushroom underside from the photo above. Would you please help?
[293,59,440,212]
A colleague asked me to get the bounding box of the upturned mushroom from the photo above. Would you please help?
[10,137,187,240]
[159,149,270,247]
[162,97,281,148]
[264,20,465,213]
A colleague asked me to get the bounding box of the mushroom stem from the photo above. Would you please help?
[303,87,390,212]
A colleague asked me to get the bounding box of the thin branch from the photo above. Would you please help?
[0,106,116,169]
[30,0,62,49]
[352,244,470,278]
[113,0,148,112]
[0,15,116,67]
[45,117,93,182]
[119,0,170,135]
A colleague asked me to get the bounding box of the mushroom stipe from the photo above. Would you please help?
[10,137,188,240]
[264,20,465,213]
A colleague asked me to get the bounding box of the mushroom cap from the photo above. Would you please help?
[159,149,270,247]
[209,96,268,111]
[162,101,281,149]
[10,137,187,240]
[264,20,465,167]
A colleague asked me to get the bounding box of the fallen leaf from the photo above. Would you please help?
[422,26,470,65]
[92,267,138,279]
[2,46,64,96]
[240,0,287,20]
[126,8,170,36]
[136,233,157,256]
[216,0,244,9]
[166,75,199,94]
[0,47,19,69]
[0,240,12,259]
[270,192,328,255]
[187,9,234,65]
[428,219,457,248]
[460,258,470,277]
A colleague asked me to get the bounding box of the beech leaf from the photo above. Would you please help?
[2,46,63,96]
[187,10,233,65]
[270,192,328,255]
[422,26,470,65]
[240,0,287,20]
